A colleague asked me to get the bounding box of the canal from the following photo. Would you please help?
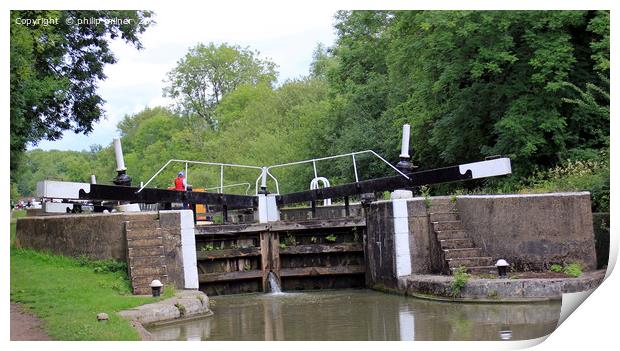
[147,289,560,341]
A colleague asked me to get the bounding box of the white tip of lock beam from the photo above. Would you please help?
[458,157,512,180]
[399,124,411,158]
[113,137,126,172]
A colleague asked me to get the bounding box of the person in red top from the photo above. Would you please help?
[174,171,190,209]
[174,171,187,191]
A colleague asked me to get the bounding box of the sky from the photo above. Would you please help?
[32,8,338,151]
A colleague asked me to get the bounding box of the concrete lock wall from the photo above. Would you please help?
[365,198,434,288]
[365,192,598,287]
[456,192,597,271]
[15,212,158,261]
[15,210,197,292]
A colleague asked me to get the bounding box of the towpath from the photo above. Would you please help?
[10,302,51,341]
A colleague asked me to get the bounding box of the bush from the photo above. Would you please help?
[519,149,609,212]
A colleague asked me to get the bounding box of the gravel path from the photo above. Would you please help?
[10,303,51,341]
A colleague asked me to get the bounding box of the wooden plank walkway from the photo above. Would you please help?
[195,217,365,236]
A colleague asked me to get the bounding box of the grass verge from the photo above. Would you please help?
[10,216,174,340]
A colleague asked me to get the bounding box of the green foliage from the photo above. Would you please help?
[174,302,186,317]
[518,148,609,212]
[420,185,431,208]
[563,263,583,278]
[449,194,457,204]
[200,244,215,252]
[284,234,298,246]
[325,234,337,242]
[10,10,153,173]
[76,256,128,275]
[327,10,609,180]
[549,264,563,273]
[450,267,470,298]
[163,42,277,127]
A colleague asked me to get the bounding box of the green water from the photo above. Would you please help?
[147,289,560,341]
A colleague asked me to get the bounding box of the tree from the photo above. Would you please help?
[309,43,337,78]
[10,10,154,172]
[163,42,278,127]
[326,10,609,179]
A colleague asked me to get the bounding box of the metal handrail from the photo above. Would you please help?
[136,159,262,193]
[254,168,280,195]
[266,150,410,181]
[139,150,407,197]
[203,183,252,195]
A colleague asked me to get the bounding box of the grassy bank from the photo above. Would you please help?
[10,215,173,340]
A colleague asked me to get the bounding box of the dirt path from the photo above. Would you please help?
[10,302,52,341]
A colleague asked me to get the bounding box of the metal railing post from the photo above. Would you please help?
[352,154,359,182]
[220,165,224,193]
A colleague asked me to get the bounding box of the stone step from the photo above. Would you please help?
[429,212,459,222]
[129,256,166,268]
[129,266,167,276]
[428,203,457,213]
[128,246,165,258]
[131,274,168,287]
[450,265,497,276]
[448,257,494,268]
[436,230,469,240]
[126,227,162,240]
[125,220,160,230]
[127,237,164,248]
[443,248,482,259]
[439,238,474,250]
[433,221,463,231]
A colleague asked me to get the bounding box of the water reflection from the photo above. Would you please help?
[147,290,560,341]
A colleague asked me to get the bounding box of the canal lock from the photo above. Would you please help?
[194,217,367,296]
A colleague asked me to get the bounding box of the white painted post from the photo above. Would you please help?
[392,199,412,277]
[113,138,126,171]
[179,210,199,289]
[258,194,279,223]
[91,175,97,184]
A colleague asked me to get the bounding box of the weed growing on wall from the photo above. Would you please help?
[200,244,215,252]
[549,264,563,273]
[450,267,470,297]
[421,186,431,208]
[563,263,583,277]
